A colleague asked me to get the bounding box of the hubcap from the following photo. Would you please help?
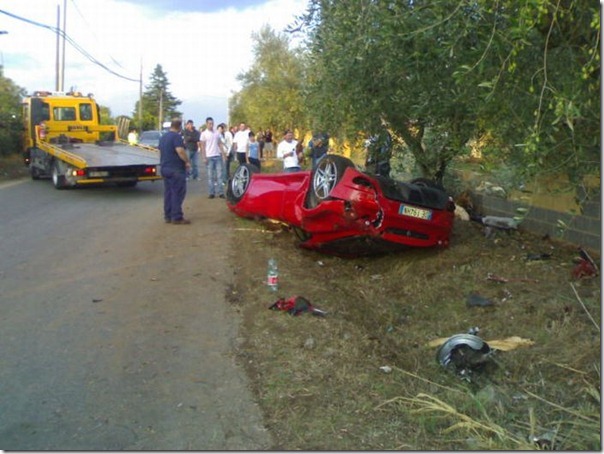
[313,160,337,200]
[231,166,250,198]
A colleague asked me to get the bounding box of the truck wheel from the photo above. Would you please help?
[52,162,67,189]
[30,165,42,180]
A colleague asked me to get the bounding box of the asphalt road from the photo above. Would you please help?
[0,173,271,450]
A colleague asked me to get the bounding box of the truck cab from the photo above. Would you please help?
[22,91,161,189]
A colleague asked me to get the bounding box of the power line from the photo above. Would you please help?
[69,0,125,70]
[0,8,139,82]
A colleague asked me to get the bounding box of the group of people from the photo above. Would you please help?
[158,118,303,225]
[158,117,392,225]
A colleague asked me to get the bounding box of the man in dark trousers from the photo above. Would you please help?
[159,119,192,224]
[183,119,201,180]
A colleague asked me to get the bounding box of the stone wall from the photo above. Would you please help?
[470,189,601,252]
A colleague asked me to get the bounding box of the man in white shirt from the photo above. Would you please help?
[277,129,301,172]
[200,117,225,199]
[233,123,250,165]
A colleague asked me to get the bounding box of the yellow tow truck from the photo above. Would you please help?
[22,91,162,189]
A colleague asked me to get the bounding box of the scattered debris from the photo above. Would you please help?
[466,293,495,307]
[454,204,470,221]
[486,273,539,284]
[429,335,534,351]
[471,215,520,238]
[304,337,316,349]
[269,296,327,316]
[435,329,493,376]
[572,247,599,279]
[525,252,552,261]
[487,336,535,351]
[472,215,520,230]
[529,431,559,450]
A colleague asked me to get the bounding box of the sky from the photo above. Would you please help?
[0,0,308,127]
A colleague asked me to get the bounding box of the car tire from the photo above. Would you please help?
[227,163,259,203]
[307,154,354,208]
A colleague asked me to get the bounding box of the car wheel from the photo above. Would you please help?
[227,163,259,203]
[307,154,354,208]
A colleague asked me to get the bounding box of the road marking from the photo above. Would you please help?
[0,178,28,189]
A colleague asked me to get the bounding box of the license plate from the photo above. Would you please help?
[399,204,432,220]
[89,171,109,177]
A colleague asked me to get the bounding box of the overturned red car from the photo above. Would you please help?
[226,154,455,256]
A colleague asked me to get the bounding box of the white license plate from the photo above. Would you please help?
[89,171,109,177]
[399,204,432,220]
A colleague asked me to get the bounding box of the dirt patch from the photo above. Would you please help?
[228,210,600,450]
[0,154,29,181]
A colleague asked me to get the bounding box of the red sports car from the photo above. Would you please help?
[226,154,455,256]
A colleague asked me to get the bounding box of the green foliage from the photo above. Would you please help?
[0,67,26,155]
[470,0,600,183]
[98,105,113,125]
[229,26,308,135]
[133,64,182,131]
[299,0,491,183]
[294,0,599,184]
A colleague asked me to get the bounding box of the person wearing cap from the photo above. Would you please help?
[183,119,201,180]
[276,129,301,172]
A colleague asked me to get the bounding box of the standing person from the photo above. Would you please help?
[256,130,265,159]
[276,129,301,172]
[159,118,191,224]
[247,131,261,170]
[233,122,250,165]
[200,116,225,199]
[183,119,201,180]
[263,128,273,158]
[364,120,393,177]
[307,131,330,168]
[127,129,138,145]
[221,124,235,183]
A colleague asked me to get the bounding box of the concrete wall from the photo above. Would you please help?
[470,188,601,252]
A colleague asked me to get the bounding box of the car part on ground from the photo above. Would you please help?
[436,331,493,373]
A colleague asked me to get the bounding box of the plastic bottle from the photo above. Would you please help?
[267,258,278,291]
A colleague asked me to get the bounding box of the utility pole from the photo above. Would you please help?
[60,0,67,91]
[55,5,60,91]
[138,60,143,130]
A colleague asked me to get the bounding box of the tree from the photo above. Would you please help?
[133,64,182,131]
[0,67,26,155]
[230,25,307,135]
[297,0,600,184]
[298,1,489,183]
[468,0,600,184]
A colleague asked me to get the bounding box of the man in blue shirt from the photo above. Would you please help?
[159,119,192,224]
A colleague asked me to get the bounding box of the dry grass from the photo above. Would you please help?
[227,167,601,450]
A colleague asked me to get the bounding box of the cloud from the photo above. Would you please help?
[1,0,307,124]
